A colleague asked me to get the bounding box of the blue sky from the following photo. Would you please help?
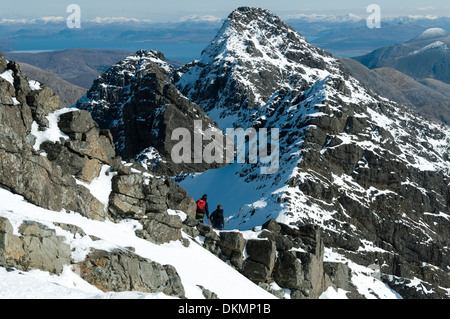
[2,0,450,21]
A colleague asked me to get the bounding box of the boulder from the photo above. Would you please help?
[0,218,71,274]
[75,248,185,298]
[26,86,61,128]
[109,172,196,220]
[241,260,272,283]
[323,262,351,292]
[218,231,246,254]
[218,231,246,269]
[245,239,276,272]
[58,110,97,134]
[137,212,183,244]
[262,218,281,233]
[272,251,303,290]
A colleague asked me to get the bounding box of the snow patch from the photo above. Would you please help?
[28,80,41,90]
[75,165,116,207]
[30,108,74,151]
[0,69,14,85]
[319,286,349,299]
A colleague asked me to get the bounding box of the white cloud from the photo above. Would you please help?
[178,15,223,23]
[90,17,141,23]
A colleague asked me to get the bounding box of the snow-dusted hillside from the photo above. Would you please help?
[175,7,450,298]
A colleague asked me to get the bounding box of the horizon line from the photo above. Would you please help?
[2,13,450,25]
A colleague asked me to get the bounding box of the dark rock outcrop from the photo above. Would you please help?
[76,50,228,176]
[181,217,355,299]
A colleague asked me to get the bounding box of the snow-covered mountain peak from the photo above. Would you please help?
[176,7,340,120]
[413,27,450,41]
[410,40,450,56]
[107,49,175,80]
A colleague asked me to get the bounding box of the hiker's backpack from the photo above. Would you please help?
[210,210,217,223]
[197,199,206,210]
[211,210,223,227]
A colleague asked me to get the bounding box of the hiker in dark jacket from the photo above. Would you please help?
[196,194,210,224]
[211,205,225,230]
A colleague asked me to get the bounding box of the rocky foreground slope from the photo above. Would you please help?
[0,50,197,297]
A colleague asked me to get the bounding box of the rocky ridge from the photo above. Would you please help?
[76,49,227,176]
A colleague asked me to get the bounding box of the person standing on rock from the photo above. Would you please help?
[211,205,225,230]
[196,194,210,225]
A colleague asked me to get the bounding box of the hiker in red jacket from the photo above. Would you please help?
[196,194,210,224]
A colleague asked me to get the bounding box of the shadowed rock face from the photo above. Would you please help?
[76,49,227,177]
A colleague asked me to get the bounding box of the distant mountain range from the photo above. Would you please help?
[354,28,450,83]
[5,49,133,89]
[2,14,450,60]
[348,28,450,124]
[286,15,450,57]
